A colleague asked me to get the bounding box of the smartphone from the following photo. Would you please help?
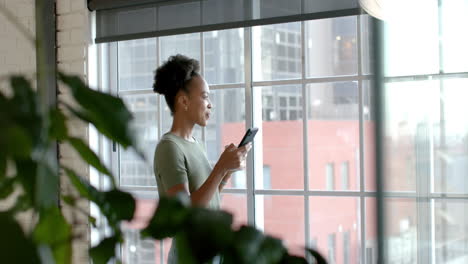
[238,127,258,147]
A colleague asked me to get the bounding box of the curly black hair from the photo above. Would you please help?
[153,54,200,114]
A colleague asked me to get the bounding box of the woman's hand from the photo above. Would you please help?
[214,143,252,174]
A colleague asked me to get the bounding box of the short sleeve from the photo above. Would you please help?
[154,140,188,190]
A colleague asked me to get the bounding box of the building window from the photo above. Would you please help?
[343,231,350,264]
[328,233,336,264]
[341,161,349,190]
[326,163,335,191]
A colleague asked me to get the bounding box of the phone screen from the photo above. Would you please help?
[238,127,258,147]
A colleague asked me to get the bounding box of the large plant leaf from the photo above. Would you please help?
[33,207,72,264]
[66,137,115,187]
[4,124,33,158]
[101,189,136,224]
[64,167,102,202]
[58,73,138,152]
[225,226,266,264]
[49,108,68,140]
[89,235,120,264]
[15,159,37,205]
[256,236,286,264]
[0,212,40,263]
[306,248,327,264]
[64,168,135,226]
[141,196,190,240]
[0,177,15,199]
[185,208,234,262]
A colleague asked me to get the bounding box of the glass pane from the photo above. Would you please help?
[252,22,301,81]
[363,80,376,191]
[434,200,468,263]
[384,198,419,263]
[123,229,159,264]
[383,80,439,192]
[434,79,468,194]
[205,88,246,188]
[307,82,360,191]
[220,193,247,229]
[159,33,201,64]
[257,85,304,190]
[310,197,360,264]
[361,15,374,75]
[305,16,358,77]
[122,199,158,264]
[441,0,468,73]
[365,198,378,264]
[383,0,439,76]
[118,38,157,91]
[203,29,244,84]
[255,195,305,256]
[120,94,158,187]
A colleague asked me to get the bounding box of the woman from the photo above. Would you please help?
[153,54,251,263]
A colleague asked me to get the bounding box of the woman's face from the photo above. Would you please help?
[185,75,212,127]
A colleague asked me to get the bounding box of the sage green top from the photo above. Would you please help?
[153,133,220,210]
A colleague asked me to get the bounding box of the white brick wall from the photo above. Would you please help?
[57,1,91,263]
[1,0,92,263]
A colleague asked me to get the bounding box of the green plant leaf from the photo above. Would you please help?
[89,235,120,264]
[67,137,115,187]
[0,153,6,179]
[61,194,76,206]
[33,207,72,264]
[228,226,265,264]
[0,212,40,263]
[15,159,37,205]
[64,167,102,202]
[141,195,190,240]
[280,255,308,264]
[64,168,135,226]
[5,124,32,158]
[10,76,37,117]
[185,208,234,262]
[101,189,136,224]
[256,236,286,264]
[58,73,140,155]
[49,108,68,140]
[9,193,33,213]
[0,177,15,199]
[306,248,327,264]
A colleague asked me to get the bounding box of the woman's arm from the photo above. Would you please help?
[167,144,250,207]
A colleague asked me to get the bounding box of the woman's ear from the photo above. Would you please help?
[177,92,189,112]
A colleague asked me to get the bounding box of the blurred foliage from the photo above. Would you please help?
[0,73,327,264]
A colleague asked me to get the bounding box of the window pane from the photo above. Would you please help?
[205,88,246,188]
[252,22,301,81]
[118,38,157,91]
[122,199,159,264]
[310,197,360,264]
[306,16,358,77]
[441,0,468,73]
[220,193,247,229]
[307,82,360,191]
[383,80,439,192]
[363,81,376,191]
[435,79,468,194]
[365,198,377,264]
[203,29,244,84]
[361,15,374,75]
[383,0,439,76]
[120,94,158,187]
[255,195,305,256]
[435,200,468,263]
[159,33,201,63]
[385,198,419,263]
[257,85,304,190]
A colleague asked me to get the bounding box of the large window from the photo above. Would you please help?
[97,4,468,261]
[99,15,372,264]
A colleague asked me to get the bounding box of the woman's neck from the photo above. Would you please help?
[170,112,195,141]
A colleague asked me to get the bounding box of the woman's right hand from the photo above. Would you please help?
[215,143,252,174]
